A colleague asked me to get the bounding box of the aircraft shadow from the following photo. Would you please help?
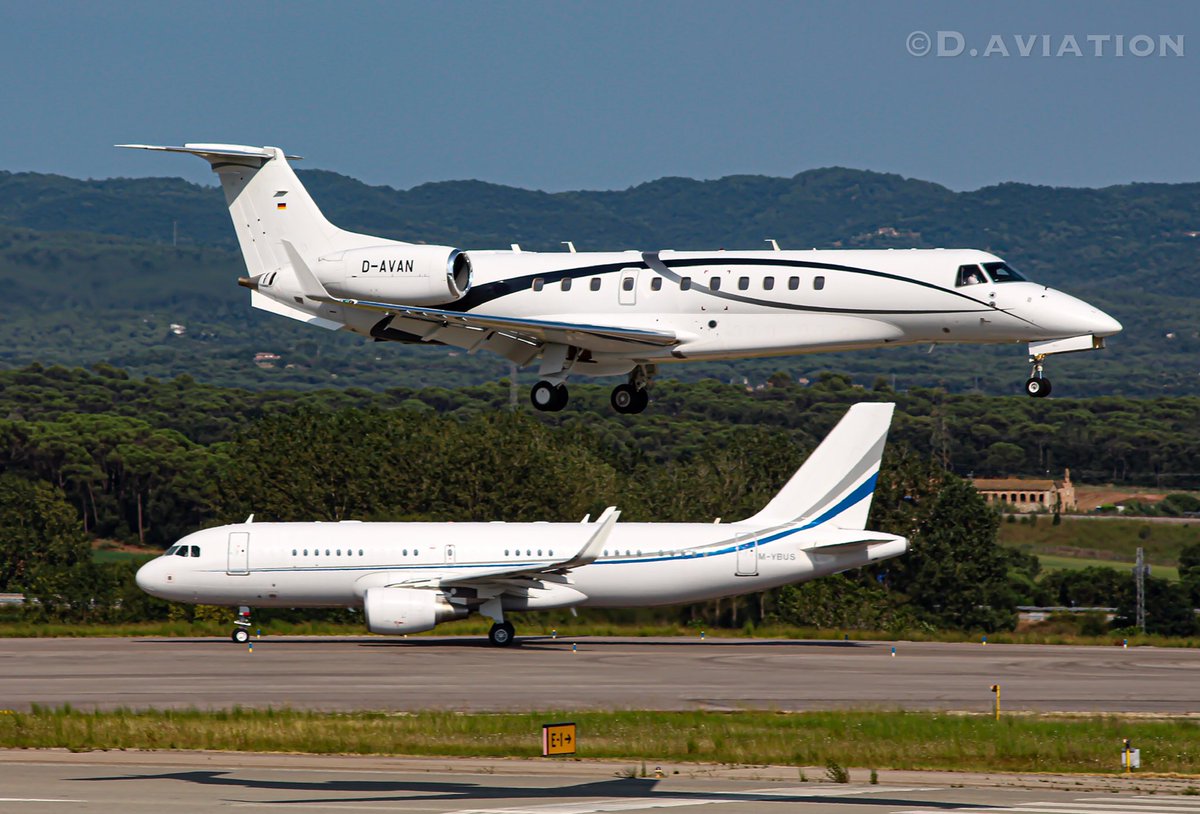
[74,769,976,809]
[135,636,871,650]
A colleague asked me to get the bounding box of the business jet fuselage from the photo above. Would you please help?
[137,404,905,646]
[121,143,1121,412]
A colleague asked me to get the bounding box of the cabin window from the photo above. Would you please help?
[983,261,1027,283]
[650,277,662,291]
[622,277,634,291]
[813,276,825,290]
[532,277,544,291]
[590,278,601,291]
[292,549,297,556]
[788,276,799,290]
[175,547,188,557]
[709,277,721,291]
[537,549,543,556]
[560,278,572,292]
[190,546,200,557]
[325,549,330,556]
[763,276,774,291]
[504,549,509,556]
[358,549,363,556]
[336,549,342,556]
[738,276,749,291]
[403,549,408,556]
[303,549,308,556]
[680,277,692,291]
[956,264,986,287]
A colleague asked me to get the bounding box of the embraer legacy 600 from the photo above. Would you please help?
[122,143,1121,412]
[137,403,905,646]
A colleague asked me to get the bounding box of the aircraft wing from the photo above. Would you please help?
[324,295,680,350]
[385,507,620,589]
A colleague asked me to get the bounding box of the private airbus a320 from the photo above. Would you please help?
[123,143,1121,412]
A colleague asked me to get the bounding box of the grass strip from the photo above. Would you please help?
[0,707,1197,775]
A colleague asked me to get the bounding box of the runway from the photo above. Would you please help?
[2,636,1198,713]
[1,751,1198,814]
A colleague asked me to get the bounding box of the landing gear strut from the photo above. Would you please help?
[610,365,652,414]
[1025,354,1052,398]
[530,380,569,411]
[231,605,252,643]
[487,621,516,647]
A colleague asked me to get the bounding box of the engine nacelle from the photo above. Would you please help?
[363,587,464,634]
[322,244,472,305]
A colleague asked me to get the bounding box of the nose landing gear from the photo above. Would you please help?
[1025,354,1052,398]
[231,606,252,643]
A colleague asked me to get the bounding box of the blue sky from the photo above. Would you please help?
[2,0,1197,191]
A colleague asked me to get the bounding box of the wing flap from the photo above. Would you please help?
[320,295,679,350]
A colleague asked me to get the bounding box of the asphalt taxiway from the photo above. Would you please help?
[2,636,1198,713]
[2,751,1199,814]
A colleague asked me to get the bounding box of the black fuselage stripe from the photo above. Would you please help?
[439,254,1031,322]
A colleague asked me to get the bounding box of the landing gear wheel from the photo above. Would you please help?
[1025,377,1052,398]
[610,383,644,414]
[231,628,250,644]
[488,622,516,647]
[530,381,568,412]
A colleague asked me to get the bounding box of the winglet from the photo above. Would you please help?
[556,507,619,570]
[281,239,333,301]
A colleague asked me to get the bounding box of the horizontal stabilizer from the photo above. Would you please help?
[116,143,302,161]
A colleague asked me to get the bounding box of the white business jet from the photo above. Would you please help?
[120,143,1121,411]
[136,402,905,646]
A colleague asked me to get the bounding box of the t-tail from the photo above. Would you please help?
[115,143,472,326]
[744,402,895,531]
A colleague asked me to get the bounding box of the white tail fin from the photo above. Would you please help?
[116,143,396,278]
[744,402,895,530]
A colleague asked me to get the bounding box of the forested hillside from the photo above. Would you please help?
[1,166,1198,395]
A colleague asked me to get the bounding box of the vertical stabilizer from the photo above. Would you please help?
[744,402,895,530]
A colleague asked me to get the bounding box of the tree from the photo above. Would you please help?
[0,474,89,591]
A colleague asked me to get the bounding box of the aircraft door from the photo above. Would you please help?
[618,268,639,306]
[735,535,757,576]
[444,544,456,564]
[227,532,250,575]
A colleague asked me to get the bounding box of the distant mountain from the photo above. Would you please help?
[1,166,1197,395]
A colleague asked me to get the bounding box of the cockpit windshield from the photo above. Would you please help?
[955,264,987,287]
[983,262,1027,283]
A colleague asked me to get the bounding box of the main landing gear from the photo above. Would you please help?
[1025,354,1052,398]
[488,621,516,647]
[530,380,569,412]
[231,605,252,643]
[611,364,653,414]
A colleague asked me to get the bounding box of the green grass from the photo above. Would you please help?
[1036,554,1180,582]
[999,517,1199,575]
[0,707,1196,775]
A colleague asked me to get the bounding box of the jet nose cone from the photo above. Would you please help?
[1093,308,1122,337]
[135,559,160,596]
[1034,289,1122,338]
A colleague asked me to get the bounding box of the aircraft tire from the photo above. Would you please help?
[232,628,250,644]
[531,382,569,412]
[488,622,516,647]
[1025,377,1052,398]
[610,384,637,413]
[631,387,649,413]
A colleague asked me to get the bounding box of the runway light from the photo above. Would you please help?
[981,635,987,645]
[1123,638,1128,649]
[247,641,253,653]
[572,642,577,653]
[552,629,557,639]
[256,628,261,638]
[700,630,705,641]
[890,646,896,657]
